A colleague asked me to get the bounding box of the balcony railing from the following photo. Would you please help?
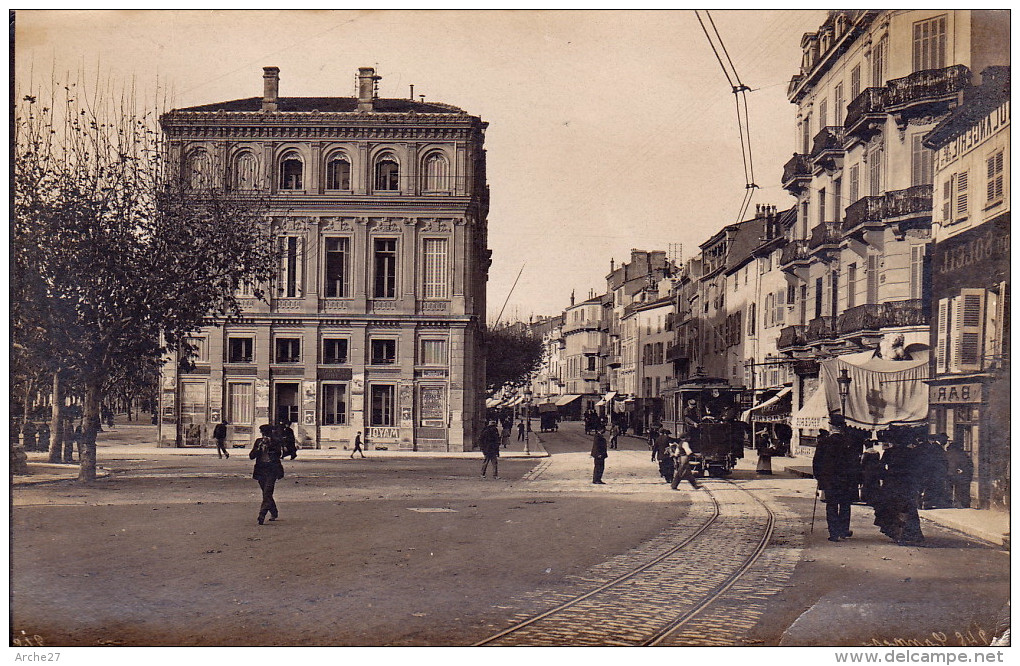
[807,223,842,252]
[809,126,846,160]
[782,153,811,192]
[885,64,971,112]
[665,344,688,363]
[778,325,806,349]
[844,87,887,136]
[838,299,928,336]
[805,316,836,342]
[843,185,933,235]
[780,239,810,268]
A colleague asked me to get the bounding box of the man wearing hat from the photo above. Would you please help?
[813,414,860,542]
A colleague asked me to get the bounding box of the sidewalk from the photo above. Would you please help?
[12,422,549,486]
[785,464,1009,548]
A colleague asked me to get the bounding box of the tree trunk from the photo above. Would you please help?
[78,381,101,482]
[47,371,63,463]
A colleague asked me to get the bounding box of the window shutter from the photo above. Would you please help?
[987,152,1004,202]
[866,255,879,304]
[910,245,925,300]
[942,176,954,223]
[777,289,786,324]
[955,170,968,219]
[936,298,950,374]
[952,289,985,372]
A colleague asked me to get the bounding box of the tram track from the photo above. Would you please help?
[473,478,777,647]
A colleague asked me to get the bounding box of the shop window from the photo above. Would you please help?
[227,382,254,425]
[228,337,254,363]
[275,338,301,363]
[322,338,349,365]
[370,385,395,426]
[321,383,348,425]
[370,339,397,365]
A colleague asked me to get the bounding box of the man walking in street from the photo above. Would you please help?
[591,426,608,484]
[213,420,229,459]
[669,438,702,490]
[609,422,620,450]
[517,420,526,441]
[813,415,859,542]
[351,431,366,458]
[480,420,501,478]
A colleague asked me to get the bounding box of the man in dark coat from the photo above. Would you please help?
[250,423,295,525]
[480,420,501,478]
[881,434,925,545]
[946,439,973,508]
[213,420,229,459]
[813,417,859,542]
[591,427,608,484]
[653,429,674,482]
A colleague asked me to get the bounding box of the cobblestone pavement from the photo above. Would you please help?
[475,445,805,647]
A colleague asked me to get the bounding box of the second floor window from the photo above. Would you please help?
[275,338,301,363]
[374,238,397,298]
[185,336,209,363]
[420,339,448,366]
[370,339,397,365]
[228,337,254,363]
[278,236,303,298]
[422,153,450,191]
[324,237,350,298]
[280,154,303,190]
[987,151,1004,204]
[911,134,933,186]
[232,151,258,190]
[322,338,349,365]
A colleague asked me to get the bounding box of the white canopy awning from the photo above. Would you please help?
[485,398,502,408]
[604,391,617,402]
[741,386,793,422]
[505,395,524,407]
[792,385,830,430]
[555,394,582,406]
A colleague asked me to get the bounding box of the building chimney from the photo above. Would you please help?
[610,258,615,272]
[262,67,280,112]
[570,290,575,307]
[358,67,377,112]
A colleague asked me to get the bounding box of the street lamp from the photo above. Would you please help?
[523,388,533,456]
[836,367,852,419]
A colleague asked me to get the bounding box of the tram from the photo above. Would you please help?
[662,377,748,476]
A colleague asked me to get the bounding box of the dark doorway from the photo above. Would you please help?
[275,383,300,425]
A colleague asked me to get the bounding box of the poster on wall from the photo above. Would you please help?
[419,386,446,427]
[255,379,270,421]
[399,382,414,428]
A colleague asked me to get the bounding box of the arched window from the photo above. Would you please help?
[325,154,351,191]
[280,152,303,190]
[422,152,449,192]
[374,153,399,191]
[232,151,258,190]
[187,149,211,189]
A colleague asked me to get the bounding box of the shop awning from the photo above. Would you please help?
[485,398,502,408]
[821,351,929,429]
[741,386,792,422]
[792,383,830,430]
[505,395,524,407]
[555,394,582,406]
[538,401,559,413]
[604,391,617,402]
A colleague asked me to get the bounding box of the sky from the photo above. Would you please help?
[14,9,828,323]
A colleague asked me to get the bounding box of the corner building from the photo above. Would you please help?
[159,67,489,451]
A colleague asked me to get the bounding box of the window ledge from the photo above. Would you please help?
[983,199,1004,212]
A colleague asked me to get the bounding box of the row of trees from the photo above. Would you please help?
[13,79,277,480]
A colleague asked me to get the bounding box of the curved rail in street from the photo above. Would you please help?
[473,478,776,647]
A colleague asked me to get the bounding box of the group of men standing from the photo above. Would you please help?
[813,416,970,546]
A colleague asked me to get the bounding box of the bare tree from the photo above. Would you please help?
[13,78,276,481]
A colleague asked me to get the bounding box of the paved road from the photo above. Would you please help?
[11,421,1009,647]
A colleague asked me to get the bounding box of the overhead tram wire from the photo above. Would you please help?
[695,10,759,224]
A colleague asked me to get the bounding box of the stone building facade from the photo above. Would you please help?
[158,66,489,451]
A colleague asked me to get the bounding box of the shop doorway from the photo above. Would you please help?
[274,383,300,425]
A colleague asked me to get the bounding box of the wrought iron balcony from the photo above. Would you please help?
[843,185,933,237]
[885,65,971,114]
[777,325,806,350]
[607,354,621,368]
[805,316,836,342]
[781,153,811,193]
[780,239,810,270]
[838,299,928,336]
[844,87,887,140]
[665,343,688,363]
[807,223,842,253]
[809,126,846,160]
